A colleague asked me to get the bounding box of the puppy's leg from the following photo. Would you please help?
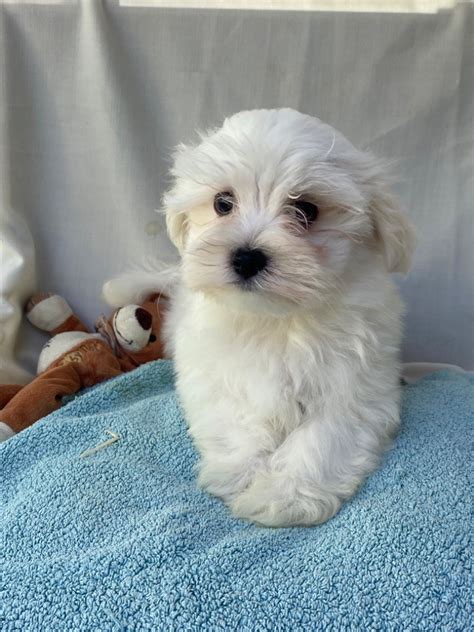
[198,449,265,503]
[191,413,278,503]
[231,411,395,527]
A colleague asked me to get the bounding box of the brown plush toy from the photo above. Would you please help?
[0,292,168,442]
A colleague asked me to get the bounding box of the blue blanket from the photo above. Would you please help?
[0,361,472,631]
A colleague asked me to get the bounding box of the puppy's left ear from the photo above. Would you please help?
[370,187,415,274]
[355,154,415,275]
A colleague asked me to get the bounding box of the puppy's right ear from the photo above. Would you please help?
[165,208,188,253]
[163,142,194,253]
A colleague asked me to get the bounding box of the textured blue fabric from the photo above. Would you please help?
[0,361,472,631]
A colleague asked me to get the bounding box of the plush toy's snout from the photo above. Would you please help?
[112,305,153,352]
[135,307,152,330]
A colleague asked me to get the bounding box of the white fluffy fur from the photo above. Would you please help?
[104,109,415,527]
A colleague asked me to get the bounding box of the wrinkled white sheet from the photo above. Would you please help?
[0,0,472,379]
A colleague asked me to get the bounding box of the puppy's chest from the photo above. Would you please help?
[176,306,324,410]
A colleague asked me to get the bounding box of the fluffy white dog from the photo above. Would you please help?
[104,109,415,527]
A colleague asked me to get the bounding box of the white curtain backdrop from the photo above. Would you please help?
[0,0,472,379]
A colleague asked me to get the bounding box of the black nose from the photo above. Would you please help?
[231,248,268,280]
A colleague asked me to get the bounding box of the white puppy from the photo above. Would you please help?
[104,109,415,527]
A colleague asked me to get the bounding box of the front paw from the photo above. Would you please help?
[231,472,341,527]
[197,454,264,504]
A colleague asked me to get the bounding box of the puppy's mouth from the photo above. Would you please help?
[232,277,264,293]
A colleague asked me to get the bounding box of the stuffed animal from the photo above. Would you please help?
[0,292,168,442]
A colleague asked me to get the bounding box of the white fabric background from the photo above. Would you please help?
[0,0,473,378]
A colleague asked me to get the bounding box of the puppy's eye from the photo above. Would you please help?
[214,191,235,216]
[148,334,157,343]
[292,199,319,226]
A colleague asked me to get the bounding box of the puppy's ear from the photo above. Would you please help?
[163,142,194,252]
[165,209,188,252]
[370,187,415,274]
[356,154,415,274]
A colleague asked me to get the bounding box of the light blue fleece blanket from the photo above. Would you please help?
[0,361,472,631]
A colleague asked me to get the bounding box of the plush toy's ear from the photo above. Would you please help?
[370,188,415,274]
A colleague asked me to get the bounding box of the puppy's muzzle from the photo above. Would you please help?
[232,247,268,280]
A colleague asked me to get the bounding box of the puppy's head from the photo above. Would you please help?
[163,109,414,313]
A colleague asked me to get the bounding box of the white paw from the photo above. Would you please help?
[230,471,341,527]
[197,454,265,503]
